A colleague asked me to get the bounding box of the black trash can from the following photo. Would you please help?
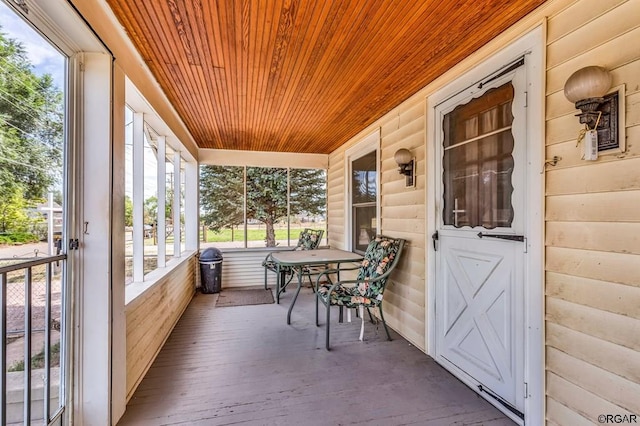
[199,248,223,293]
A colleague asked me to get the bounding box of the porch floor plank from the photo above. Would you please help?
[118,287,514,425]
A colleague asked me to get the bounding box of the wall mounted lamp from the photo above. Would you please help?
[564,65,620,159]
[394,148,415,187]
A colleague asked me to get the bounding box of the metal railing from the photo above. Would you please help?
[1,254,66,426]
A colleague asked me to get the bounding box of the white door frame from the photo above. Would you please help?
[426,27,544,425]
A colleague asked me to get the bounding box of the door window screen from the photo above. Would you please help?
[442,82,515,229]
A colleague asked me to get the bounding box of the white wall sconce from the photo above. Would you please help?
[564,65,621,160]
[394,148,415,187]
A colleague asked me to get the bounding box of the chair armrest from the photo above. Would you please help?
[262,252,273,265]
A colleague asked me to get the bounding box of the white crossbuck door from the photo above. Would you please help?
[434,62,527,419]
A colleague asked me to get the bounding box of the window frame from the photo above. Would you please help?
[344,130,380,253]
[198,165,328,250]
[125,81,198,285]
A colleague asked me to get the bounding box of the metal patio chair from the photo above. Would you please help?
[315,235,406,350]
[262,228,324,298]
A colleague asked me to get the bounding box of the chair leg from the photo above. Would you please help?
[315,292,319,326]
[264,266,268,290]
[366,307,375,323]
[325,303,332,350]
[378,304,392,341]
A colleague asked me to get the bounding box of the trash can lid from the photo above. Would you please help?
[200,247,223,262]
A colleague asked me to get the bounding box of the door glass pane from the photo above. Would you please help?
[443,83,515,229]
[0,3,66,421]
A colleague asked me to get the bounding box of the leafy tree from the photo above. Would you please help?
[200,166,326,247]
[199,165,244,232]
[0,185,35,233]
[0,26,63,235]
[124,196,133,227]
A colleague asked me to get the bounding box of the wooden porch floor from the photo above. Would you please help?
[118,287,514,425]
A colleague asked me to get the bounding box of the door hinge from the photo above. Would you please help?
[69,239,79,250]
[524,90,528,107]
[524,382,529,398]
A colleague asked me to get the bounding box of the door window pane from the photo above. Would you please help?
[443,83,515,229]
[0,4,66,420]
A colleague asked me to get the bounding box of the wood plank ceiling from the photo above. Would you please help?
[106,0,546,154]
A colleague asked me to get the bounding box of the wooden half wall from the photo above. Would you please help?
[124,256,196,400]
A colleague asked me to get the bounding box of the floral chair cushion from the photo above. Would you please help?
[317,236,402,308]
[295,228,323,251]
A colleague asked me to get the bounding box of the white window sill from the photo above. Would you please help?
[125,250,198,305]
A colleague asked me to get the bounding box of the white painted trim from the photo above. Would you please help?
[199,148,328,169]
[110,63,127,423]
[157,136,167,268]
[132,112,145,283]
[173,151,182,257]
[343,129,380,251]
[185,161,199,251]
[425,26,544,426]
[78,51,114,425]
[125,79,196,163]
[11,0,105,55]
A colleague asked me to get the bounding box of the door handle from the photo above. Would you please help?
[477,232,524,242]
[432,231,439,251]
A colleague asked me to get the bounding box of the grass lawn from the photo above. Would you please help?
[203,227,304,243]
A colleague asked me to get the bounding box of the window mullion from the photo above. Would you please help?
[173,150,181,256]
[157,136,166,267]
[243,166,247,248]
[132,112,145,282]
[287,168,291,247]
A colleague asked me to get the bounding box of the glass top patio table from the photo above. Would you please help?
[270,248,364,324]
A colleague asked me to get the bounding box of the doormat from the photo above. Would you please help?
[215,288,275,307]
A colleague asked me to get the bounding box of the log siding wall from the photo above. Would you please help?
[544,0,640,423]
[328,98,427,350]
[125,256,196,400]
[328,0,640,422]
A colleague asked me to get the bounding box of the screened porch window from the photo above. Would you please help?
[199,166,327,249]
[442,82,515,229]
[124,102,193,284]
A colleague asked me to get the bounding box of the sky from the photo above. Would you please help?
[0,1,65,90]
